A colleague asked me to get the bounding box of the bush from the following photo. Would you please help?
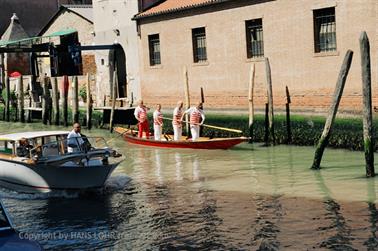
[79,86,87,102]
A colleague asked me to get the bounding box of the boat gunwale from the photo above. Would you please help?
[115,127,247,149]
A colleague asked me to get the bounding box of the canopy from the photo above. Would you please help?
[0,131,68,141]
[0,28,77,47]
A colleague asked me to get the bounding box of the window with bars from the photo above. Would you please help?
[245,19,264,58]
[313,7,336,53]
[148,34,161,66]
[192,27,207,63]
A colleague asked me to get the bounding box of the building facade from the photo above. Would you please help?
[135,0,377,113]
[39,5,96,76]
[92,0,143,106]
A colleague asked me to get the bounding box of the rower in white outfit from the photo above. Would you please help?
[181,102,205,141]
[153,104,163,140]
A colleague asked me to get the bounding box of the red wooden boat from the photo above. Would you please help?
[114,127,247,150]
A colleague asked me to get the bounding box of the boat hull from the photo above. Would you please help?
[0,159,120,193]
[121,132,247,150]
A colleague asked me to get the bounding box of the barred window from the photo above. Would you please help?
[148,34,161,66]
[313,7,336,53]
[245,19,264,58]
[192,27,207,63]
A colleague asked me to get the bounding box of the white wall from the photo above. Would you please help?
[92,0,140,106]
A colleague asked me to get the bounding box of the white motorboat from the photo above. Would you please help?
[0,131,123,193]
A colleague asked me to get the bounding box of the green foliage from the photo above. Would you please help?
[79,86,87,102]
[1,88,17,103]
[155,112,370,151]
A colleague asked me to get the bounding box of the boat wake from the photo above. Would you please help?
[0,188,81,200]
[0,175,131,200]
[103,174,131,191]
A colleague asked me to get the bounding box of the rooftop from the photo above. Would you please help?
[134,0,232,19]
[0,13,29,42]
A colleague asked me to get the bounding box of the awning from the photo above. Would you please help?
[0,28,77,47]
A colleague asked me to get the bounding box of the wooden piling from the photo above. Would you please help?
[264,103,269,144]
[5,76,10,122]
[27,95,32,123]
[311,50,353,170]
[248,64,255,143]
[0,54,4,88]
[62,75,69,127]
[360,32,375,177]
[16,76,24,123]
[109,69,117,133]
[265,58,275,144]
[285,86,292,144]
[183,66,190,136]
[42,76,50,124]
[51,77,59,125]
[199,87,205,136]
[86,73,93,130]
[72,76,79,123]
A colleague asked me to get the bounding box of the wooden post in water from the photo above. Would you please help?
[285,86,292,144]
[199,87,205,136]
[72,76,79,123]
[183,66,190,136]
[360,32,375,177]
[5,76,10,122]
[42,76,50,124]
[264,103,269,144]
[86,73,93,130]
[51,77,59,125]
[248,64,255,143]
[265,58,275,144]
[16,76,24,123]
[27,95,32,123]
[311,50,353,170]
[62,75,69,127]
[110,69,117,133]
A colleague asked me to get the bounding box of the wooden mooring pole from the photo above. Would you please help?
[360,32,375,177]
[248,64,255,143]
[109,69,117,133]
[72,76,79,123]
[285,86,292,144]
[42,76,51,125]
[16,76,24,123]
[51,77,59,125]
[264,103,269,144]
[311,50,353,170]
[86,73,93,130]
[62,75,69,127]
[183,66,190,136]
[199,87,205,136]
[5,76,10,122]
[265,58,275,144]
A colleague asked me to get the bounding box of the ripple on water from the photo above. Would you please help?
[0,123,378,249]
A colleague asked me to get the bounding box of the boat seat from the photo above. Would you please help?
[42,144,59,157]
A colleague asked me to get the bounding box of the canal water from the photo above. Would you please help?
[0,122,377,250]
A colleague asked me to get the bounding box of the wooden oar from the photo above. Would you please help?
[107,127,130,144]
[162,117,243,134]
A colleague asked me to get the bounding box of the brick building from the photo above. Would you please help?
[133,0,377,113]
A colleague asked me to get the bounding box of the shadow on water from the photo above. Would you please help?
[365,178,378,250]
[313,170,356,250]
[251,146,282,250]
[138,150,228,250]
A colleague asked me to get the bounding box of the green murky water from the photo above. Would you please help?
[0,121,377,250]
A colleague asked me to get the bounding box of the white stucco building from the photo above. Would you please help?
[92,0,141,106]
